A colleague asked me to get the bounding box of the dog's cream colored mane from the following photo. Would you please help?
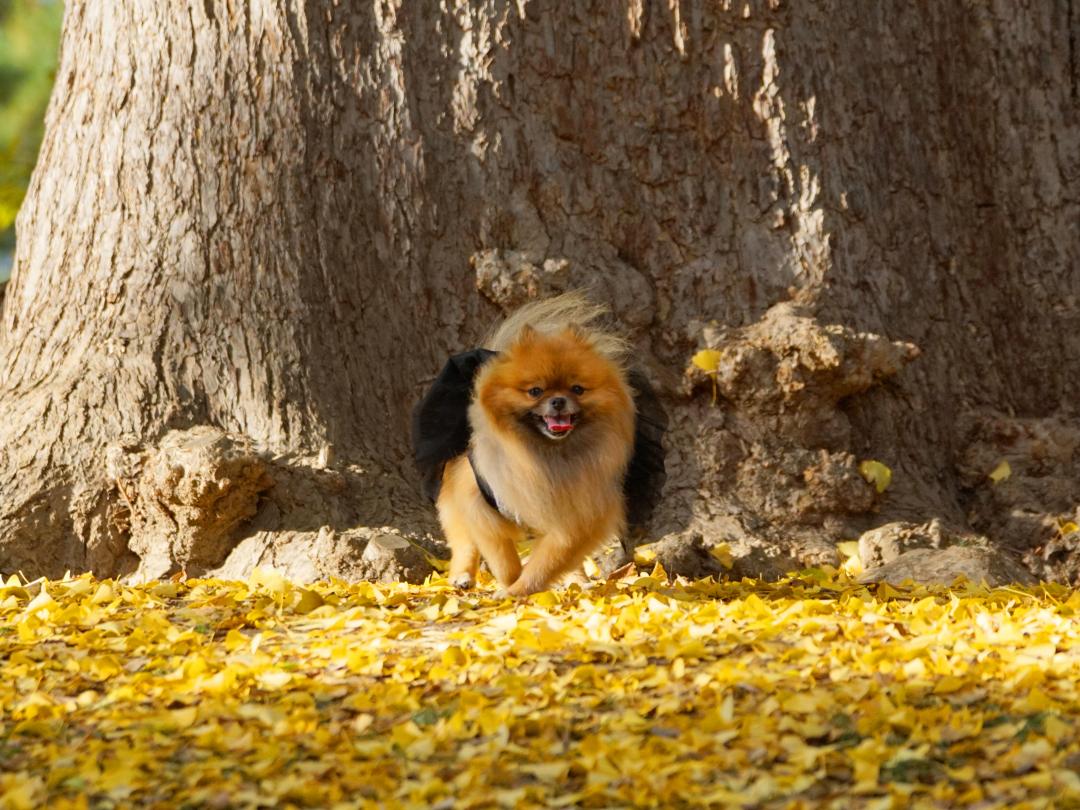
[484,290,629,363]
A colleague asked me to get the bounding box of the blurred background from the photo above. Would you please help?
[0,0,62,282]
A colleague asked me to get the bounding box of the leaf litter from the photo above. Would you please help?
[2,565,1080,809]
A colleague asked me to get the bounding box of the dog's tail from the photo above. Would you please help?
[484,290,629,363]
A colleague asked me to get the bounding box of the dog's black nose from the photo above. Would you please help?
[549,397,567,412]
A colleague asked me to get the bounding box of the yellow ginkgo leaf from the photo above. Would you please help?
[837,540,862,576]
[633,544,658,565]
[4,542,1078,807]
[293,588,324,615]
[988,460,1011,484]
[708,543,733,569]
[691,349,723,405]
[858,460,892,493]
[836,540,860,560]
[691,349,722,373]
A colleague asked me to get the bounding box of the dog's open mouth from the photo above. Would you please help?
[540,413,576,438]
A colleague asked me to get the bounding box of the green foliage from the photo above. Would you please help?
[0,0,63,257]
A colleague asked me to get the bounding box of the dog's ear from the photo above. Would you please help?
[565,323,591,343]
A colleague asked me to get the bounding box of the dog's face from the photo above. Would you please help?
[475,327,631,446]
[525,381,584,441]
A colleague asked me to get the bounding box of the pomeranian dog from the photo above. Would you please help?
[412,292,665,596]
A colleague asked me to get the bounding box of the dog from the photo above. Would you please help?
[413,293,666,596]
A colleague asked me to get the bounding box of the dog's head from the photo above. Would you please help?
[475,326,633,446]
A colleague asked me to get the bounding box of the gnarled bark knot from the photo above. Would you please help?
[107,427,272,582]
[689,301,920,412]
[666,301,921,574]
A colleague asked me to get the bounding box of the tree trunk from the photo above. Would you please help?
[1,1,1077,582]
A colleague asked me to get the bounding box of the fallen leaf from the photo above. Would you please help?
[708,543,733,569]
[988,460,1011,484]
[0,565,1073,808]
[691,349,722,373]
[859,460,893,493]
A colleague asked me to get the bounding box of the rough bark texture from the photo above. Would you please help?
[0,1,1077,582]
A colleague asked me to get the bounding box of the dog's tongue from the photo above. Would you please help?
[544,414,574,433]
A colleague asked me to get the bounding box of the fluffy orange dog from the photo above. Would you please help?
[436,295,637,596]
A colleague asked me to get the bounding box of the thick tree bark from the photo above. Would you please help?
[1,1,1077,581]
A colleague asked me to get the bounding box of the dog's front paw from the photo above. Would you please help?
[497,580,540,600]
[449,572,475,589]
[491,585,528,601]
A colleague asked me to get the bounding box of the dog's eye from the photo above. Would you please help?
[527,387,543,398]
[570,385,585,395]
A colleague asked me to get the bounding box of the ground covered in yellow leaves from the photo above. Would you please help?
[2,568,1079,809]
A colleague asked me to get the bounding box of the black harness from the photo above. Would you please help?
[468,451,505,517]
